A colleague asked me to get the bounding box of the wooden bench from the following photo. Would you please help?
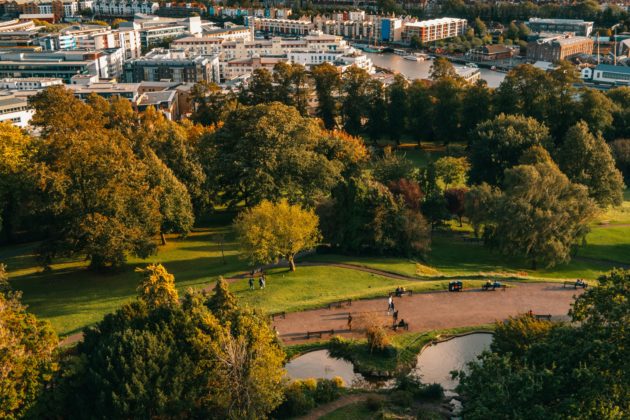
[390,290,413,297]
[328,299,352,309]
[306,329,335,339]
[564,280,588,289]
[482,283,506,291]
[535,314,552,321]
[271,311,286,320]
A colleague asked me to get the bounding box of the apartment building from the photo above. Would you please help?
[222,56,286,81]
[0,51,98,81]
[527,35,594,62]
[0,19,35,32]
[123,48,219,83]
[92,0,158,17]
[288,49,373,72]
[245,17,315,36]
[0,76,62,89]
[526,18,594,37]
[402,18,467,43]
[0,92,32,127]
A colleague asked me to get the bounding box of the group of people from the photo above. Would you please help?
[249,270,266,290]
[394,286,407,297]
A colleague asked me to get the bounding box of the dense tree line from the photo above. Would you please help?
[456,269,630,418]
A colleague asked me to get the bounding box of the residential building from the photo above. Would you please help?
[136,89,177,119]
[581,64,630,86]
[0,76,62,89]
[66,80,141,100]
[245,17,315,36]
[0,50,99,81]
[467,44,515,61]
[93,0,158,17]
[0,92,32,127]
[369,15,403,42]
[156,2,206,18]
[0,18,35,32]
[402,18,467,44]
[526,18,593,37]
[527,34,594,62]
[123,48,219,83]
[222,55,285,81]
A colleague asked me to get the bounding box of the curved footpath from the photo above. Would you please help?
[59,262,584,347]
[273,282,583,344]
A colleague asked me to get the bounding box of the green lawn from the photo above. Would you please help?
[394,142,466,168]
[320,402,374,420]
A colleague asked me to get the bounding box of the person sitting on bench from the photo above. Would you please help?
[493,281,502,289]
[395,286,402,297]
[394,319,408,331]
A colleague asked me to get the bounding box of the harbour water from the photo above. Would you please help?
[366,52,507,88]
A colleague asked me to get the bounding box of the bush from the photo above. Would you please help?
[366,395,384,412]
[415,383,444,401]
[389,390,414,407]
[273,378,344,417]
[366,324,390,354]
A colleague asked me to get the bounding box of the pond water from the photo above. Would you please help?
[365,52,506,88]
[412,333,493,391]
[284,349,365,387]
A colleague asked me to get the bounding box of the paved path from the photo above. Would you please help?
[295,394,379,420]
[273,282,583,344]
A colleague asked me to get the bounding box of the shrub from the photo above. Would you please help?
[366,324,390,354]
[314,377,344,403]
[415,383,444,401]
[273,378,344,417]
[366,395,384,412]
[390,390,414,407]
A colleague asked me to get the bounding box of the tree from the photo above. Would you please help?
[556,121,625,207]
[372,148,418,185]
[434,156,469,189]
[460,80,492,138]
[322,174,430,256]
[234,199,321,271]
[387,178,423,211]
[312,62,341,129]
[610,139,630,182]
[464,183,500,239]
[407,80,434,144]
[341,66,371,135]
[429,77,464,143]
[207,277,238,319]
[457,270,630,418]
[577,88,617,139]
[190,81,234,127]
[136,263,179,309]
[429,57,458,80]
[0,276,58,419]
[241,68,275,105]
[469,114,552,186]
[203,103,346,207]
[444,188,467,226]
[494,161,596,268]
[494,65,553,125]
[29,88,162,270]
[50,283,285,418]
[386,75,409,145]
[365,79,387,142]
[607,87,630,139]
[472,17,487,36]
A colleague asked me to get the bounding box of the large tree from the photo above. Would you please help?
[556,121,625,207]
[49,270,285,418]
[203,102,349,207]
[457,269,630,418]
[469,113,552,185]
[493,160,596,268]
[311,62,341,129]
[0,271,58,420]
[234,199,321,271]
[341,66,372,135]
[386,75,409,144]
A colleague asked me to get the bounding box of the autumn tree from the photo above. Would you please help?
[430,57,458,80]
[493,161,596,268]
[312,62,341,129]
[0,271,58,419]
[434,156,469,189]
[469,114,552,185]
[556,121,625,207]
[136,263,179,309]
[234,200,321,271]
[444,188,467,226]
[203,103,348,208]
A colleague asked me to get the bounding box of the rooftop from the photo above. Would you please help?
[404,18,467,28]
[594,64,630,74]
[528,18,593,25]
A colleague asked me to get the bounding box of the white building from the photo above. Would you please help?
[402,18,468,43]
[0,93,33,127]
[581,64,630,86]
[93,0,159,17]
[245,17,315,36]
[222,56,286,81]
[0,77,63,90]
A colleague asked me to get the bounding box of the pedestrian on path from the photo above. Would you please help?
[261,275,266,289]
[347,313,353,331]
[388,296,393,314]
[393,310,399,325]
[259,276,264,289]
[249,276,254,290]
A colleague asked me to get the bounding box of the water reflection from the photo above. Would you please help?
[365,52,506,88]
[413,333,493,391]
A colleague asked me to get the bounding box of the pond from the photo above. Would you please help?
[284,349,366,387]
[412,333,493,391]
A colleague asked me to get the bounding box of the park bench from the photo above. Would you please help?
[306,329,335,339]
[482,282,506,291]
[392,321,410,331]
[328,299,352,309]
[564,280,588,289]
[390,289,413,297]
[271,311,286,320]
[535,314,552,321]
[448,281,463,292]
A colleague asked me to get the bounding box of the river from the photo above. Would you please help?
[365,52,506,88]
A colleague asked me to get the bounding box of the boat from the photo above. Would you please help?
[393,48,407,55]
[404,55,420,61]
[364,46,384,53]
[490,65,496,70]
[466,62,478,68]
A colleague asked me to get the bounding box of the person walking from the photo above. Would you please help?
[347,313,353,331]
[259,276,264,289]
[387,296,393,314]
[261,275,266,289]
[249,276,254,290]
[393,310,399,325]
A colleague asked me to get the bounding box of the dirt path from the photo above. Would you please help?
[274,282,583,344]
[295,393,379,420]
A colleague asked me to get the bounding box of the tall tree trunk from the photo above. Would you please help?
[288,255,296,272]
[160,232,167,246]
